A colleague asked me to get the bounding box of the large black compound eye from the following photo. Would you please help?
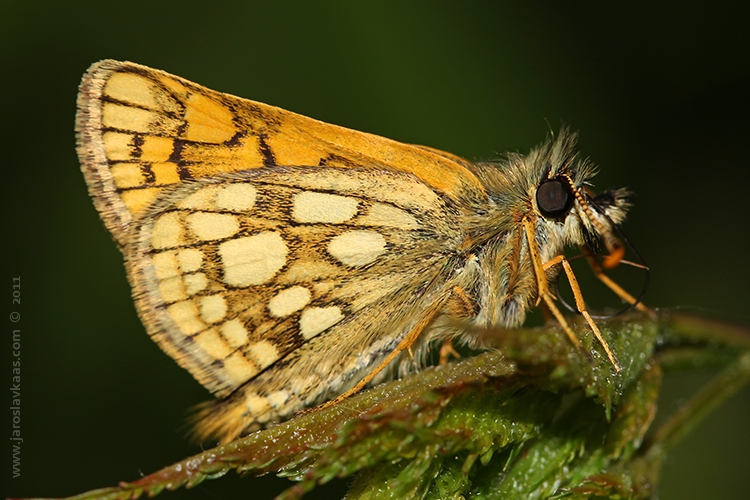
[536,178,574,219]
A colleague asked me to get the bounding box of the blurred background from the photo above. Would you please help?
[2,2,749,498]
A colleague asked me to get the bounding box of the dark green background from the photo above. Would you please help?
[3,2,750,499]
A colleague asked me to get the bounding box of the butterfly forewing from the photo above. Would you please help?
[76,60,486,247]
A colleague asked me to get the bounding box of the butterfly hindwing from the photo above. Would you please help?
[127,167,466,398]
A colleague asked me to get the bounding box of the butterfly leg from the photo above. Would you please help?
[579,245,653,316]
[522,218,621,372]
[438,286,476,364]
[542,254,621,371]
[314,290,455,413]
[439,340,460,365]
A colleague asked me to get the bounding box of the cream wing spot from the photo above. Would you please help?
[278,260,339,283]
[292,191,359,223]
[101,103,156,133]
[177,186,219,210]
[215,184,257,212]
[150,212,184,249]
[110,162,145,189]
[187,212,239,241]
[183,273,208,295]
[270,169,443,212]
[243,393,272,418]
[359,203,419,229]
[218,232,288,287]
[268,286,311,318]
[198,295,227,323]
[220,319,249,349]
[246,340,280,369]
[328,230,387,266]
[312,282,334,295]
[102,131,133,161]
[151,251,179,279]
[299,306,344,339]
[104,73,159,109]
[166,301,204,335]
[158,277,187,303]
[177,249,204,273]
[193,328,232,360]
[223,353,259,384]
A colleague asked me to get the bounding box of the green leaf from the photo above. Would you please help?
[33,311,750,500]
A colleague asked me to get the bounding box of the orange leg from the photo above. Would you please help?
[439,339,461,365]
[438,285,476,364]
[313,290,451,413]
[580,246,653,316]
[523,219,582,351]
[523,218,621,371]
[545,247,653,318]
[559,258,620,370]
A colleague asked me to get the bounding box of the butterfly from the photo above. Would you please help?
[76,60,640,444]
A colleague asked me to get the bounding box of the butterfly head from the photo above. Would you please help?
[469,129,631,268]
[527,130,632,269]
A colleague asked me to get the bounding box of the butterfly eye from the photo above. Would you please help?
[536,178,574,219]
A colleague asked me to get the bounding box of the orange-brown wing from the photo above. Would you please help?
[75,59,486,247]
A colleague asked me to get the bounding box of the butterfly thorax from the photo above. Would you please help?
[454,138,592,328]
